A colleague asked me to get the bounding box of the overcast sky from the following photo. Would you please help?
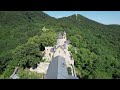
[43,11,120,25]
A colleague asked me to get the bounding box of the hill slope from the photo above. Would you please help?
[0,11,57,54]
[58,14,120,79]
[0,11,120,79]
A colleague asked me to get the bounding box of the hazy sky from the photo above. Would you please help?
[43,11,120,25]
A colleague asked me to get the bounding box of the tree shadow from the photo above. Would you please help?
[40,43,45,51]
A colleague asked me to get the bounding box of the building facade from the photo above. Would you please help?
[30,31,78,79]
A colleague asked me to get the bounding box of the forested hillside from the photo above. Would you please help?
[0,11,120,79]
[0,11,56,54]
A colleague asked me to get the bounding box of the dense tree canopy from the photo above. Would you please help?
[0,11,120,79]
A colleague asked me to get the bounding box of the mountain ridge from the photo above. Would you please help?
[0,11,120,79]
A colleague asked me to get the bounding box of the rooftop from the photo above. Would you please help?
[45,56,78,79]
[45,56,68,79]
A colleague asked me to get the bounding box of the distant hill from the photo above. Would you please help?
[0,11,120,79]
[0,11,56,54]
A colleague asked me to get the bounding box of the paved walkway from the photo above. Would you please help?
[30,62,50,74]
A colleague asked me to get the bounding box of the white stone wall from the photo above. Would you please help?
[44,46,53,61]
[30,62,50,74]
[57,39,66,46]
[30,32,77,77]
[53,47,66,58]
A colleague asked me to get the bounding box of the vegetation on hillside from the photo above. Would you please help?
[17,68,43,79]
[0,31,57,79]
[0,11,120,79]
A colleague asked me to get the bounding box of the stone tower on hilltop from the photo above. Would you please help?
[56,32,67,46]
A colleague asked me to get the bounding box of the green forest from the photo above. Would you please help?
[0,11,120,79]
